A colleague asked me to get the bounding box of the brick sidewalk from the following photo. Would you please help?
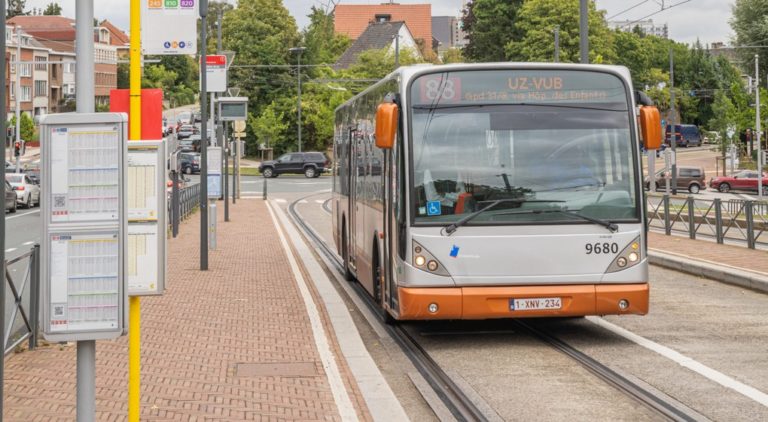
[648,231,768,275]
[3,199,370,421]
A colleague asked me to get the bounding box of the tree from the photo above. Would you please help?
[303,6,350,69]
[506,0,615,63]
[731,0,768,83]
[7,0,26,18]
[204,1,235,52]
[461,0,523,62]
[441,48,464,64]
[9,113,35,141]
[43,2,61,15]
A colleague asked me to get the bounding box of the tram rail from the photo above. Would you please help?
[288,193,704,422]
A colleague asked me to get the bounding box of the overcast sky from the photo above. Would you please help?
[25,0,735,46]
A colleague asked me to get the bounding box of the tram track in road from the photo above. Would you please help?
[288,193,489,422]
[290,192,705,422]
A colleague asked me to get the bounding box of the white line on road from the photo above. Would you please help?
[273,198,287,203]
[315,200,325,204]
[5,248,16,253]
[5,209,41,220]
[22,241,34,246]
[588,316,768,408]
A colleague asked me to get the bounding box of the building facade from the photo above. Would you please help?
[609,19,669,38]
[334,3,432,49]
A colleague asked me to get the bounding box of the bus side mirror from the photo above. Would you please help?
[375,102,398,149]
[639,106,662,150]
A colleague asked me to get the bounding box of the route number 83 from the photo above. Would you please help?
[585,242,619,254]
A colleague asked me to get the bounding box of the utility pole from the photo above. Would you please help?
[579,0,588,64]
[670,47,678,195]
[199,0,209,270]
[0,0,7,414]
[394,33,400,68]
[289,47,306,152]
[218,8,229,222]
[75,1,96,421]
[15,25,21,167]
[757,54,763,199]
[554,25,560,62]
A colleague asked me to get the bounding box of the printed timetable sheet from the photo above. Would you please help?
[127,147,158,221]
[50,126,121,223]
[127,224,159,294]
[49,232,120,332]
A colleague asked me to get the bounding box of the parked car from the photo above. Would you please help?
[178,152,201,175]
[179,139,196,153]
[6,173,40,208]
[709,170,768,194]
[4,180,16,213]
[177,111,193,125]
[177,125,195,140]
[665,124,702,147]
[259,152,330,178]
[645,166,706,193]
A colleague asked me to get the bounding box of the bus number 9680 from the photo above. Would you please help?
[585,243,619,254]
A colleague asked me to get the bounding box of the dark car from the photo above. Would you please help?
[178,152,201,175]
[665,124,702,147]
[645,165,706,194]
[259,152,330,178]
[179,138,196,153]
[4,180,16,213]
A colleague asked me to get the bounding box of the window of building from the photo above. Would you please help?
[10,83,15,99]
[66,62,75,73]
[10,53,16,73]
[20,86,31,102]
[19,63,31,77]
[51,63,58,78]
[35,56,46,71]
[375,14,391,22]
[34,80,47,97]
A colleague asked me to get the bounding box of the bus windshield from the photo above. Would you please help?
[409,69,639,225]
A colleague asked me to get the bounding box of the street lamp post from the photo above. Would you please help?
[289,47,306,152]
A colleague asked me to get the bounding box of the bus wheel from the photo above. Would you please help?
[341,226,353,281]
[373,245,395,325]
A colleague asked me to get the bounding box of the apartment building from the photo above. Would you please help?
[8,15,123,108]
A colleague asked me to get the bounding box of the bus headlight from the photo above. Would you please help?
[412,241,450,276]
[606,236,643,273]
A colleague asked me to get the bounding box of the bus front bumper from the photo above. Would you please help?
[396,283,649,320]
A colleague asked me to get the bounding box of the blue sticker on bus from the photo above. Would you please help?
[450,245,459,258]
[427,201,441,216]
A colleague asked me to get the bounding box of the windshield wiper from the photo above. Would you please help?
[494,208,618,233]
[442,198,564,236]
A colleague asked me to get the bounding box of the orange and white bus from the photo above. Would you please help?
[333,63,661,320]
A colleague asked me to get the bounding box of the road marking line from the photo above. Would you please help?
[22,241,34,246]
[5,209,41,220]
[588,316,768,408]
[5,248,16,253]
[265,201,357,421]
[299,200,308,204]
[315,200,325,204]
[273,198,287,203]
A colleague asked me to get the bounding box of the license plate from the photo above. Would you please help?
[509,297,562,311]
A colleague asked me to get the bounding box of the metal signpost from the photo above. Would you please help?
[141,0,197,55]
[127,141,167,296]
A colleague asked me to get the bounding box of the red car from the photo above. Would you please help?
[709,170,768,194]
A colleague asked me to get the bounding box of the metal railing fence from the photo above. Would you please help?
[647,193,768,249]
[168,182,201,236]
[3,245,40,357]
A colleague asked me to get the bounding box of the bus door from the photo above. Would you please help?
[348,132,360,272]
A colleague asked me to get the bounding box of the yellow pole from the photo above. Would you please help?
[128,0,141,420]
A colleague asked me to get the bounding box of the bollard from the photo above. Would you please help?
[209,201,217,250]
[263,177,267,200]
[171,171,180,237]
[663,195,671,235]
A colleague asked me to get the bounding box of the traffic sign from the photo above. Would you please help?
[204,55,227,93]
[234,120,246,133]
[141,0,197,56]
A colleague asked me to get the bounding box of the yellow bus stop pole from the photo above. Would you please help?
[128,0,142,420]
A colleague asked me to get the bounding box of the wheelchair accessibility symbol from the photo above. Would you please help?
[427,201,441,216]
